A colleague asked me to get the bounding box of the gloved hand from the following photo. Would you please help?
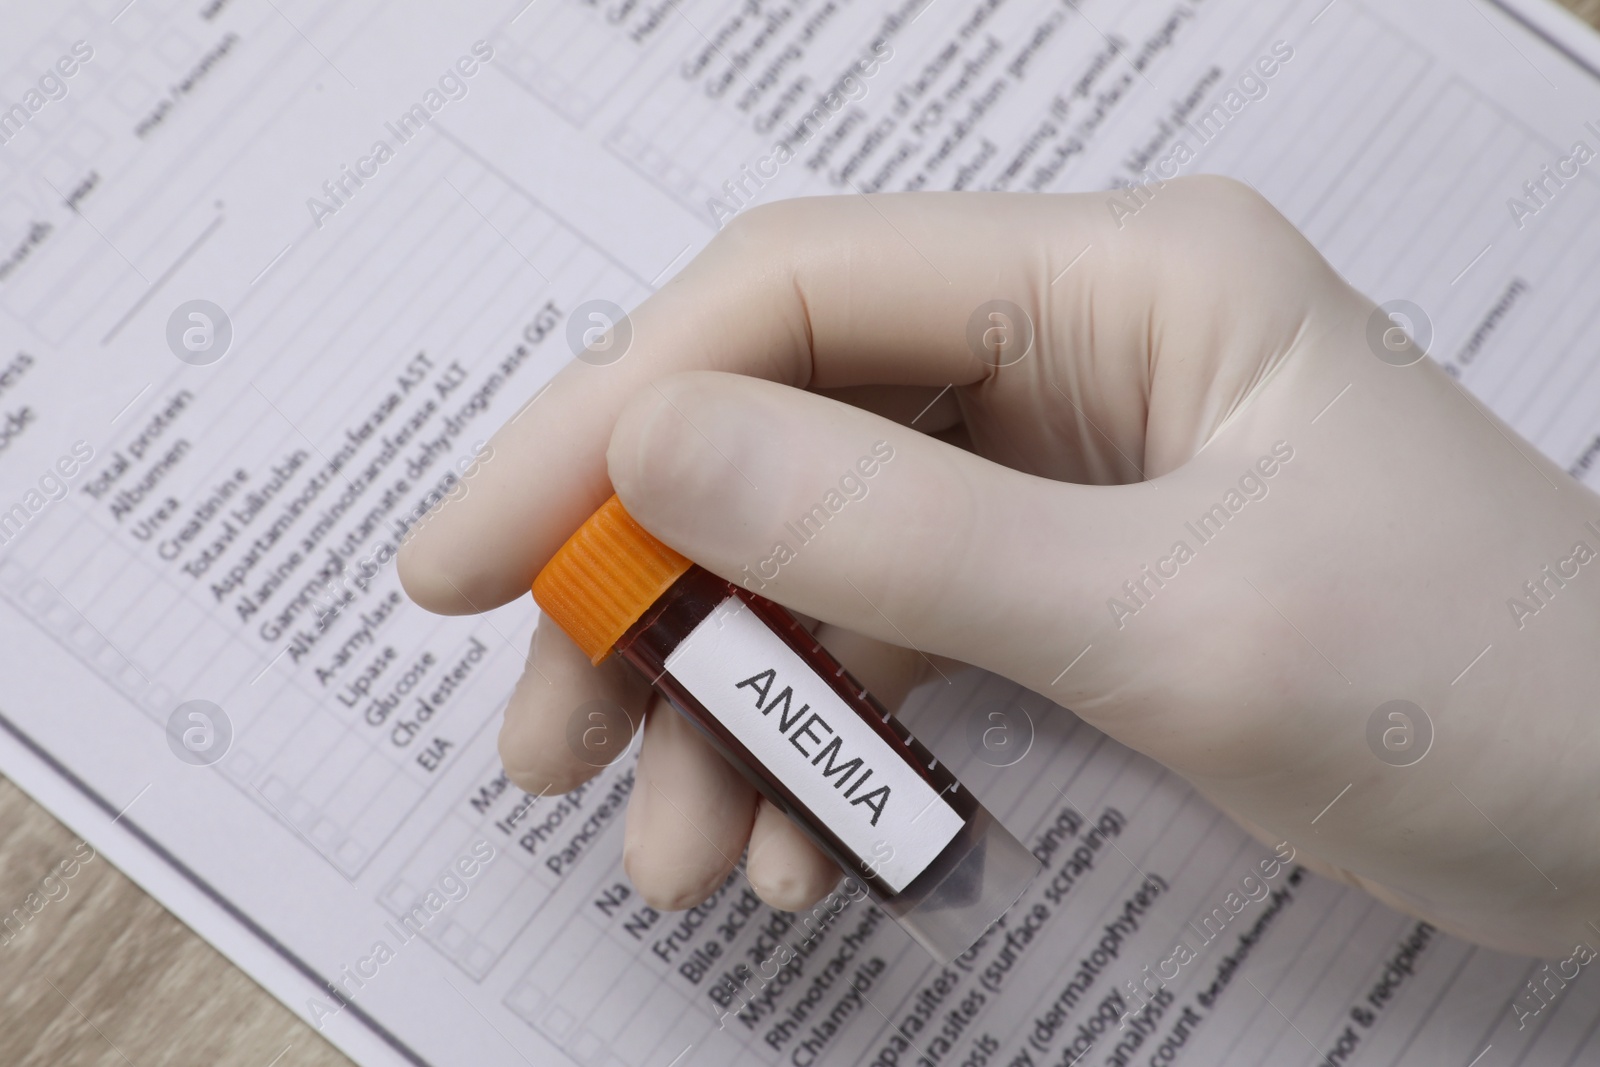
[398,177,1598,957]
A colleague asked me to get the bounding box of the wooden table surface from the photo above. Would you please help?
[4,4,1600,1063]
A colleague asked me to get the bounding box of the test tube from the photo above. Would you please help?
[533,495,1041,963]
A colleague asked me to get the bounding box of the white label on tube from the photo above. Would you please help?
[664,597,965,893]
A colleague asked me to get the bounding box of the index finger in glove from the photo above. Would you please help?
[395,184,1321,615]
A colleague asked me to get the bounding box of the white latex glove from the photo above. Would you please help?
[398,177,1599,956]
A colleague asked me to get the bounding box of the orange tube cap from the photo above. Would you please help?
[532,495,693,664]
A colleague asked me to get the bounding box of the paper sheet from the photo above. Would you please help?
[2,0,1600,1064]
